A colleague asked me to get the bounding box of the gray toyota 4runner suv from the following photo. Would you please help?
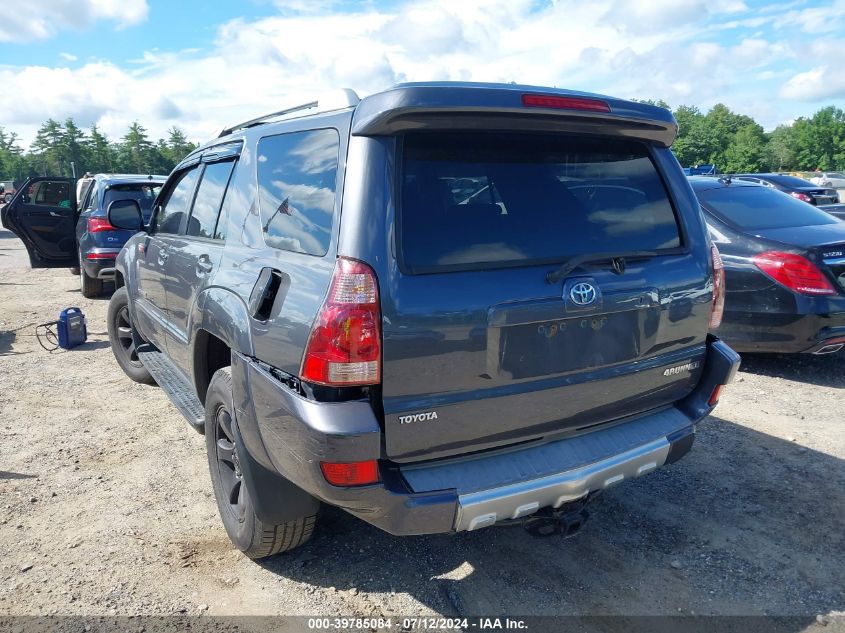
[106,82,740,558]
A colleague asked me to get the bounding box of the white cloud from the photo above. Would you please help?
[59,52,78,62]
[780,65,845,101]
[0,0,841,146]
[0,0,148,42]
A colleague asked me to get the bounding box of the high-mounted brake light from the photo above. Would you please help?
[752,251,836,296]
[521,94,611,113]
[300,258,381,386]
[320,460,380,487]
[87,217,114,233]
[709,244,725,329]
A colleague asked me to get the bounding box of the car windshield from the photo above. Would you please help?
[399,132,681,273]
[698,185,840,230]
[104,183,162,215]
[763,175,816,188]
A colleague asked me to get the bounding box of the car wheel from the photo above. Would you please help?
[205,367,317,558]
[69,266,80,275]
[79,253,103,298]
[107,286,154,384]
[3,193,10,203]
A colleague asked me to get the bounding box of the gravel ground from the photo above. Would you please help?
[0,227,843,630]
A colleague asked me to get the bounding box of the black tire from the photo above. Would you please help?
[107,287,154,384]
[70,266,80,276]
[79,253,103,298]
[205,367,316,558]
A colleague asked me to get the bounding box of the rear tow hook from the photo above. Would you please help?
[522,501,589,538]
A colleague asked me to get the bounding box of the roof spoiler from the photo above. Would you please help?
[351,83,678,147]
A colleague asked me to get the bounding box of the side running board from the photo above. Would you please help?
[137,344,205,433]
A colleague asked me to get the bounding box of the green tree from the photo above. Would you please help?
[30,119,66,175]
[62,118,86,177]
[763,125,796,171]
[160,127,196,169]
[722,123,767,172]
[85,124,114,173]
[118,121,155,173]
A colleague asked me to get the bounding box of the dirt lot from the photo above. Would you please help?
[1,226,844,629]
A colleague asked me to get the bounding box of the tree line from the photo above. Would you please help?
[0,119,198,182]
[638,101,844,173]
[1,102,844,181]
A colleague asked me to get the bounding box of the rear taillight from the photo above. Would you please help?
[521,94,611,112]
[708,384,724,407]
[320,460,380,486]
[87,217,114,233]
[300,257,381,386]
[752,251,836,296]
[790,192,812,204]
[86,252,117,260]
[710,244,725,329]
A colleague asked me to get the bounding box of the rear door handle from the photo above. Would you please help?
[157,248,169,265]
[49,211,63,217]
[196,254,213,275]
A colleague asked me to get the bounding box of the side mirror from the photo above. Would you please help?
[108,199,144,231]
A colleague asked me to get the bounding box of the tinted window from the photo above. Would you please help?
[257,129,339,256]
[763,175,815,188]
[400,132,680,272]
[154,167,200,234]
[103,183,162,219]
[187,161,235,238]
[28,181,70,207]
[698,185,839,230]
[213,162,238,241]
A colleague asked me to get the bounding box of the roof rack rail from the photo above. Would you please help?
[218,88,361,138]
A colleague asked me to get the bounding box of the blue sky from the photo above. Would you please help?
[0,0,843,146]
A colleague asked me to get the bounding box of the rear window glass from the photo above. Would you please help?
[762,175,815,188]
[257,128,339,256]
[698,185,839,230]
[399,132,681,273]
[104,183,162,217]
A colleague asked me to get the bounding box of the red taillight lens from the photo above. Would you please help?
[320,460,379,486]
[790,191,812,203]
[710,244,725,329]
[708,384,724,407]
[300,258,381,386]
[752,251,836,296]
[521,94,611,113]
[86,251,118,260]
[87,217,114,233]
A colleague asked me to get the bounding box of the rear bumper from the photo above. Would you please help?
[80,249,120,279]
[719,308,845,354]
[234,338,740,536]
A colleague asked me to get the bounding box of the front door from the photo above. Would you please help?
[134,166,201,352]
[5,177,77,266]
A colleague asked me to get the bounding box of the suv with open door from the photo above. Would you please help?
[105,82,740,558]
[2,177,78,269]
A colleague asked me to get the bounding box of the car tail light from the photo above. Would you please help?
[752,251,836,296]
[320,460,379,486]
[300,257,381,386]
[708,384,724,407]
[522,94,611,113]
[86,252,118,260]
[709,245,725,329]
[790,192,812,203]
[87,217,114,233]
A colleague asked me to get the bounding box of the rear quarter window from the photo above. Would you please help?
[698,185,839,230]
[398,132,681,273]
[257,128,339,256]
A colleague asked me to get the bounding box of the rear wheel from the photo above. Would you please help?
[107,286,154,384]
[205,367,317,558]
[79,253,103,298]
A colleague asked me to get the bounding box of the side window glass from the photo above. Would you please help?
[186,160,236,239]
[153,167,200,235]
[213,162,238,241]
[27,181,71,208]
[84,183,98,211]
[257,128,339,256]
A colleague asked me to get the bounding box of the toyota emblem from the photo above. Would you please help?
[570,282,597,306]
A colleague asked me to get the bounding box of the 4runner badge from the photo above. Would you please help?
[398,411,438,425]
[663,361,700,377]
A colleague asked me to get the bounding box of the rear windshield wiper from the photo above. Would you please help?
[545,251,660,284]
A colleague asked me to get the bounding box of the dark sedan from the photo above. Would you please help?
[690,176,845,354]
[819,203,845,221]
[732,173,838,206]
